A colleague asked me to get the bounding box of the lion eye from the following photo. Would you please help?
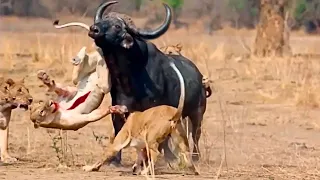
[72,57,81,65]
[18,88,22,92]
[39,110,45,116]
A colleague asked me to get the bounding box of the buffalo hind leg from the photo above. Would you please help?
[159,136,178,164]
[170,128,199,175]
[188,105,206,162]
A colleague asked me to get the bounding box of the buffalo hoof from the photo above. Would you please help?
[108,160,123,168]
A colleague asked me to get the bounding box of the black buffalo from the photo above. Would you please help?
[88,1,210,166]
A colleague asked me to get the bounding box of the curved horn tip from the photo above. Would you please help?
[94,0,119,23]
[53,20,59,25]
[99,1,119,7]
[162,3,171,10]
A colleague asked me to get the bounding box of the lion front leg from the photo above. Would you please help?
[0,126,17,163]
[37,70,77,99]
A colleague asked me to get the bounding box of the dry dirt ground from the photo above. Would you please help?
[1,17,320,180]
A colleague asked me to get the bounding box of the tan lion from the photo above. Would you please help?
[33,46,111,130]
[82,60,199,175]
[160,43,183,55]
[0,77,33,163]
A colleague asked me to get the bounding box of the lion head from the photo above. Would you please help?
[1,78,33,110]
[29,100,58,128]
[71,47,101,85]
[160,43,183,55]
[0,90,13,107]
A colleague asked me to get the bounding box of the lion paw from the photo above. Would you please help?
[109,105,128,114]
[37,70,52,85]
[82,165,95,172]
[1,155,17,163]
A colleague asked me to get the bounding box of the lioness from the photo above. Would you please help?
[33,46,110,130]
[0,77,33,163]
[160,43,183,55]
[82,60,199,175]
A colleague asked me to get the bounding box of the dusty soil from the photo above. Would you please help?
[1,17,320,180]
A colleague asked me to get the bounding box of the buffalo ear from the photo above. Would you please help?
[120,33,134,49]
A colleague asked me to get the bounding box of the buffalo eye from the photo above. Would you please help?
[115,24,121,30]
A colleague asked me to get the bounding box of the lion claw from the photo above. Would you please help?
[37,70,51,84]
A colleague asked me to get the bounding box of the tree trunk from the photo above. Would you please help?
[254,0,292,57]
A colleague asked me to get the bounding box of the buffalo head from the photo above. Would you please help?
[88,1,172,49]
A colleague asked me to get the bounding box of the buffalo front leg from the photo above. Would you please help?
[141,143,160,176]
[0,126,17,163]
[132,148,148,175]
[107,113,125,167]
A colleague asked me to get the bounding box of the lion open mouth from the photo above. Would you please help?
[19,104,29,110]
[11,103,18,109]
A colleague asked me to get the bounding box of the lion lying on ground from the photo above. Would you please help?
[0,77,33,163]
[82,60,199,175]
[32,46,110,130]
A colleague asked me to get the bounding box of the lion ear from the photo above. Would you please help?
[176,43,182,51]
[77,46,87,58]
[19,77,26,84]
[5,78,15,86]
[46,100,54,107]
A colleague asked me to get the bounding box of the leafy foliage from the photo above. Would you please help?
[162,0,184,9]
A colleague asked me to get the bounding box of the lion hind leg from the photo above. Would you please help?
[82,129,131,172]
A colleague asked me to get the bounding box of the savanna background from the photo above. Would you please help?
[1,0,320,179]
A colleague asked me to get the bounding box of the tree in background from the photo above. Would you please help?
[228,0,259,28]
[198,0,223,35]
[253,0,292,57]
[293,0,320,33]
[134,0,143,11]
